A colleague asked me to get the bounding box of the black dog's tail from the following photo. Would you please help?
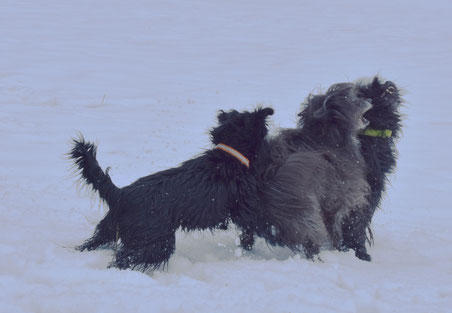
[69,136,121,210]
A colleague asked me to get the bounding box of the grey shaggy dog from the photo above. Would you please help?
[234,83,373,260]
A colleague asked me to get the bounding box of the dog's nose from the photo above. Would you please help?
[383,81,396,94]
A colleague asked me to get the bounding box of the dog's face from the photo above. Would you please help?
[211,107,274,156]
[357,77,402,131]
[300,83,372,137]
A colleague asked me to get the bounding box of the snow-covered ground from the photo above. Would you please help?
[1,0,451,312]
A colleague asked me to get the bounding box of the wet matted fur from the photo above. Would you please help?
[234,83,373,260]
[70,107,274,271]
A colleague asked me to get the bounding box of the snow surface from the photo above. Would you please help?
[1,0,451,312]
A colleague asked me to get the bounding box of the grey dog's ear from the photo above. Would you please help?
[312,95,332,119]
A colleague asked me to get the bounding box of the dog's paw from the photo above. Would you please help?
[109,254,132,270]
[355,249,372,262]
[239,231,255,251]
[76,242,91,251]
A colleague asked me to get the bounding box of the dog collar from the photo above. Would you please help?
[216,143,250,168]
[361,128,392,138]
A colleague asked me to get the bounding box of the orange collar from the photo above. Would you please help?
[216,143,250,168]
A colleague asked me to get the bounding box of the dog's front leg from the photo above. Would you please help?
[341,209,372,261]
[239,228,255,251]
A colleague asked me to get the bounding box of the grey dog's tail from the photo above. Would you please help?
[69,136,121,209]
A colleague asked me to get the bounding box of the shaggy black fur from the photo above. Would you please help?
[330,77,402,260]
[70,107,274,271]
[234,83,373,260]
[352,77,403,236]
[239,77,403,261]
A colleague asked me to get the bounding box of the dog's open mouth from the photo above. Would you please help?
[362,116,370,128]
[360,100,372,129]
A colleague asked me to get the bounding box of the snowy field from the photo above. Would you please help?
[1,0,451,312]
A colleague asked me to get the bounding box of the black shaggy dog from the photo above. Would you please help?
[234,83,373,260]
[239,77,403,261]
[70,107,274,271]
[351,77,403,243]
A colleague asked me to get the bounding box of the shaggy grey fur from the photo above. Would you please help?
[235,83,373,260]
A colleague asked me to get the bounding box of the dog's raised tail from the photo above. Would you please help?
[69,136,121,209]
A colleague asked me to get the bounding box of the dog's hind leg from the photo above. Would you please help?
[112,231,176,271]
[303,239,321,260]
[77,212,117,251]
[341,209,371,261]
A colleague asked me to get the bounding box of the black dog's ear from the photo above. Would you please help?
[370,76,384,91]
[217,110,228,123]
[257,107,274,118]
[217,109,238,123]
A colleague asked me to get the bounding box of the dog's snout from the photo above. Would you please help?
[383,81,396,95]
